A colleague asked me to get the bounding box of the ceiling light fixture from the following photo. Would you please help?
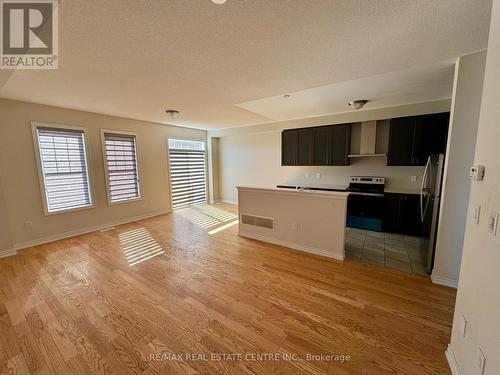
[348,99,369,110]
[283,94,291,99]
[212,0,227,4]
[165,109,180,119]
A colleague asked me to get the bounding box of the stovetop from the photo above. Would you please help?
[347,176,385,194]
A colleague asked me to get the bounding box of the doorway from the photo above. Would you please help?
[168,139,207,208]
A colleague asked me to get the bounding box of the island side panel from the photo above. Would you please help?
[237,187,347,260]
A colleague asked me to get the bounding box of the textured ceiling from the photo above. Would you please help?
[0,0,492,130]
[237,60,456,121]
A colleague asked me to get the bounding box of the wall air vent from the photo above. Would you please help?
[241,214,274,230]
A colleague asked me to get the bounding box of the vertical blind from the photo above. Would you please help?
[103,133,141,203]
[168,139,207,208]
[36,127,93,212]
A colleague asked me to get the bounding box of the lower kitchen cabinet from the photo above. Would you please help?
[383,193,421,236]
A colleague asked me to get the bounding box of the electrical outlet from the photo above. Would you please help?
[460,315,467,337]
[473,204,481,224]
[476,349,486,375]
[315,173,321,179]
[411,175,417,182]
[290,222,298,231]
[305,172,310,178]
[488,212,498,236]
[24,221,32,229]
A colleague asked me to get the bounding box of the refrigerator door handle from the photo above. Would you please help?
[420,156,431,222]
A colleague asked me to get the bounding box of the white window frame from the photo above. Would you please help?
[31,121,96,216]
[100,129,143,205]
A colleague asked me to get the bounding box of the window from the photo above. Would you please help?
[168,139,207,208]
[33,124,93,214]
[102,131,141,204]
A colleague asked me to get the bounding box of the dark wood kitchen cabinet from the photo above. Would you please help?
[281,129,298,165]
[281,128,314,165]
[312,126,332,165]
[386,117,415,166]
[297,128,314,165]
[331,124,351,165]
[412,112,450,165]
[282,124,350,166]
[387,112,449,166]
[383,193,421,236]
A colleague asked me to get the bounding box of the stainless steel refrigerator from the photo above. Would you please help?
[420,154,445,274]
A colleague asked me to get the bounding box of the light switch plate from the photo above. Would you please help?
[460,315,467,337]
[411,175,417,182]
[476,348,486,374]
[488,212,498,236]
[470,165,485,181]
[473,204,481,224]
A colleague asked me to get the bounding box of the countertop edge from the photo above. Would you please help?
[236,185,349,197]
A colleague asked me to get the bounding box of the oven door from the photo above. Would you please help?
[347,193,384,232]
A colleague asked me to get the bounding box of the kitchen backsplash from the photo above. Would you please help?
[284,156,425,190]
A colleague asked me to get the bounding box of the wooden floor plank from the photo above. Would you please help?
[0,204,456,374]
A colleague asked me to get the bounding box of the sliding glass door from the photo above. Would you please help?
[168,139,207,208]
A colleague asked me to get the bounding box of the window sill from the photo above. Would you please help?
[44,204,96,216]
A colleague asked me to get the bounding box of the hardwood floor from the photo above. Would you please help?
[0,204,456,374]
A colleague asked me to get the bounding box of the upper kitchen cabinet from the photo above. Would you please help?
[412,113,450,165]
[297,128,314,165]
[282,124,351,166]
[281,128,313,165]
[386,117,415,165]
[387,112,449,166]
[312,126,332,165]
[313,124,351,165]
[281,129,299,165]
[331,124,351,165]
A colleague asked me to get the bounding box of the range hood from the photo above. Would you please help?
[348,121,387,158]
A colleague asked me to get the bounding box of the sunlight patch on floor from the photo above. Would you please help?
[118,227,165,266]
[207,220,239,235]
[177,205,238,231]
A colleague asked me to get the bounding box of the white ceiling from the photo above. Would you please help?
[236,60,456,121]
[0,0,492,130]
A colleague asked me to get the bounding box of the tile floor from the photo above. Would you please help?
[345,228,429,275]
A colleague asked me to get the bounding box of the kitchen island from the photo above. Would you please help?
[236,186,348,260]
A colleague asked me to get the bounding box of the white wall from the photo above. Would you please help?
[447,1,500,374]
[432,51,487,287]
[207,136,220,203]
[0,99,206,250]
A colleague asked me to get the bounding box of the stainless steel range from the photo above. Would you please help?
[346,176,385,232]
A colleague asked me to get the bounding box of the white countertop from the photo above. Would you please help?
[277,183,348,191]
[236,185,349,197]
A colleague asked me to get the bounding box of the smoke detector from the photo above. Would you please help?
[348,100,369,110]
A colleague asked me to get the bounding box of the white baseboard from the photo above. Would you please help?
[220,199,238,205]
[238,230,344,261]
[445,345,462,375]
[0,248,16,258]
[12,209,170,253]
[431,274,458,288]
